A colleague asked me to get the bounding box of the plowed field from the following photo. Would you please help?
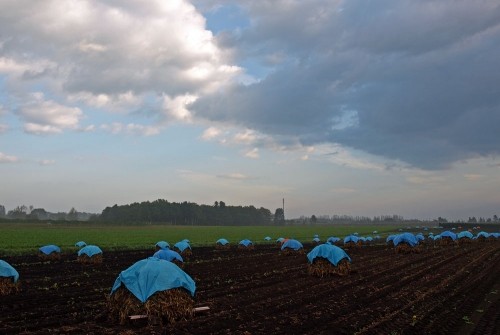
[1,241,499,334]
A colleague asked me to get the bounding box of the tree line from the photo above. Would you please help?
[98,199,278,225]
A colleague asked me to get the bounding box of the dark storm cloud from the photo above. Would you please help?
[193,0,500,169]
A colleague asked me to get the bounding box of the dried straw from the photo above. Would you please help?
[395,242,421,254]
[458,238,472,245]
[107,287,194,326]
[38,252,61,261]
[237,244,254,251]
[77,254,103,264]
[0,277,20,295]
[281,248,305,256]
[344,241,360,249]
[438,237,455,246]
[215,244,231,250]
[308,258,351,277]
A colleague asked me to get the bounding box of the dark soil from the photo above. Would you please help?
[1,241,499,334]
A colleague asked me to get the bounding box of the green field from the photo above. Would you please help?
[0,223,401,255]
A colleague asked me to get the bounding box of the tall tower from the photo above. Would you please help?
[282,198,285,220]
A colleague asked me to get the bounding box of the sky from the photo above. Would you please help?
[1,0,499,221]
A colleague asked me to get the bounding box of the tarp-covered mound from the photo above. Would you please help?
[0,260,20,295]
[393,233,421,254]
[174,241,191,252]
[264,236,272,241]
[111,258,195,302]
[75,241,86,248]
[39,244,61,255]
[307,244,352,277]
[155,241,170,250]
[457,231,473,244]
[439,231,457,245]
[327,237,340,244]
[312,237,321,244]
[276,237,285,244]
[153,249,183,264]
[216,238,229,245]
[281,239,304,254]
[215,238,230,250]
[0,260,19,282]
[344,235,360,247]
[173,241,192,259]
[78,245,103,264]
[238,239,254,250]
[476,231,490,241]
[386,235,397,245]
[39,245,61,260]
[108,257,196,325]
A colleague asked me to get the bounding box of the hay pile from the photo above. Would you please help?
[438,237,455,246]
[107,287,194,325]
[237,244,254,251]
[77,254,103,264]
[0,277,20,295]
[458,238,472,245]
[281,248,305,256]
[174,248,193,260]
[215,243,230,250]
[395,242,421,254]
[38,252,61,261]
[308,258,351,277]
[344,241,360,249]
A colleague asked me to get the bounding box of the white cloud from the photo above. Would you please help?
[244,148,259,159]
[162,94,198,122]
[464,174,484,181]
[18,93,83,135]
[201,126,221,140]
[0,152,18,163]
[100,122,161,136]
[216,173,251,180]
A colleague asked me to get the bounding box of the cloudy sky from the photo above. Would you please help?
[1,0,499,221]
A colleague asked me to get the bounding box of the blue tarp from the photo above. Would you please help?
[182,239,190,243]
[264,236,272,241]
[441,231,457,241]
[239,239,253,247]
[359,237,366,242]
[153,249,183,263]
[312,237,320,243]
[216,238,229,245]
[313,234,319,238]
[327,237,340,244]
[174,241,191,252]
[366,236,373,242]
[111,257,195,303]
[491,233,499,238]
[307,244,351,266]
[155,241,170,250]
[393,233,418,247]
[416,234,424,241]
[458,231,473,239]
[75,241,86,248]
[477,231,490,238]
[281,239,303,251]
[39,245,61,255]
[386,235,397,243]
[433,235,442,240]
[0,260,19,282]
[78,245,102,257]
[344,235,359,244]
[276,237,285,243]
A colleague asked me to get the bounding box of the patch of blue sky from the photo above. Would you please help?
[203,4,250,34]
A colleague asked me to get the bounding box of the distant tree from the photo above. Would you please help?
[311,215,317,223]
[274,208,285,225]
[219,201,226,209]
[214,201,219,208]
[0,205,5,217]
[7,205,28,219]
[494,215,498,222]
[28,208,48,220]
[67,207,78,221]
